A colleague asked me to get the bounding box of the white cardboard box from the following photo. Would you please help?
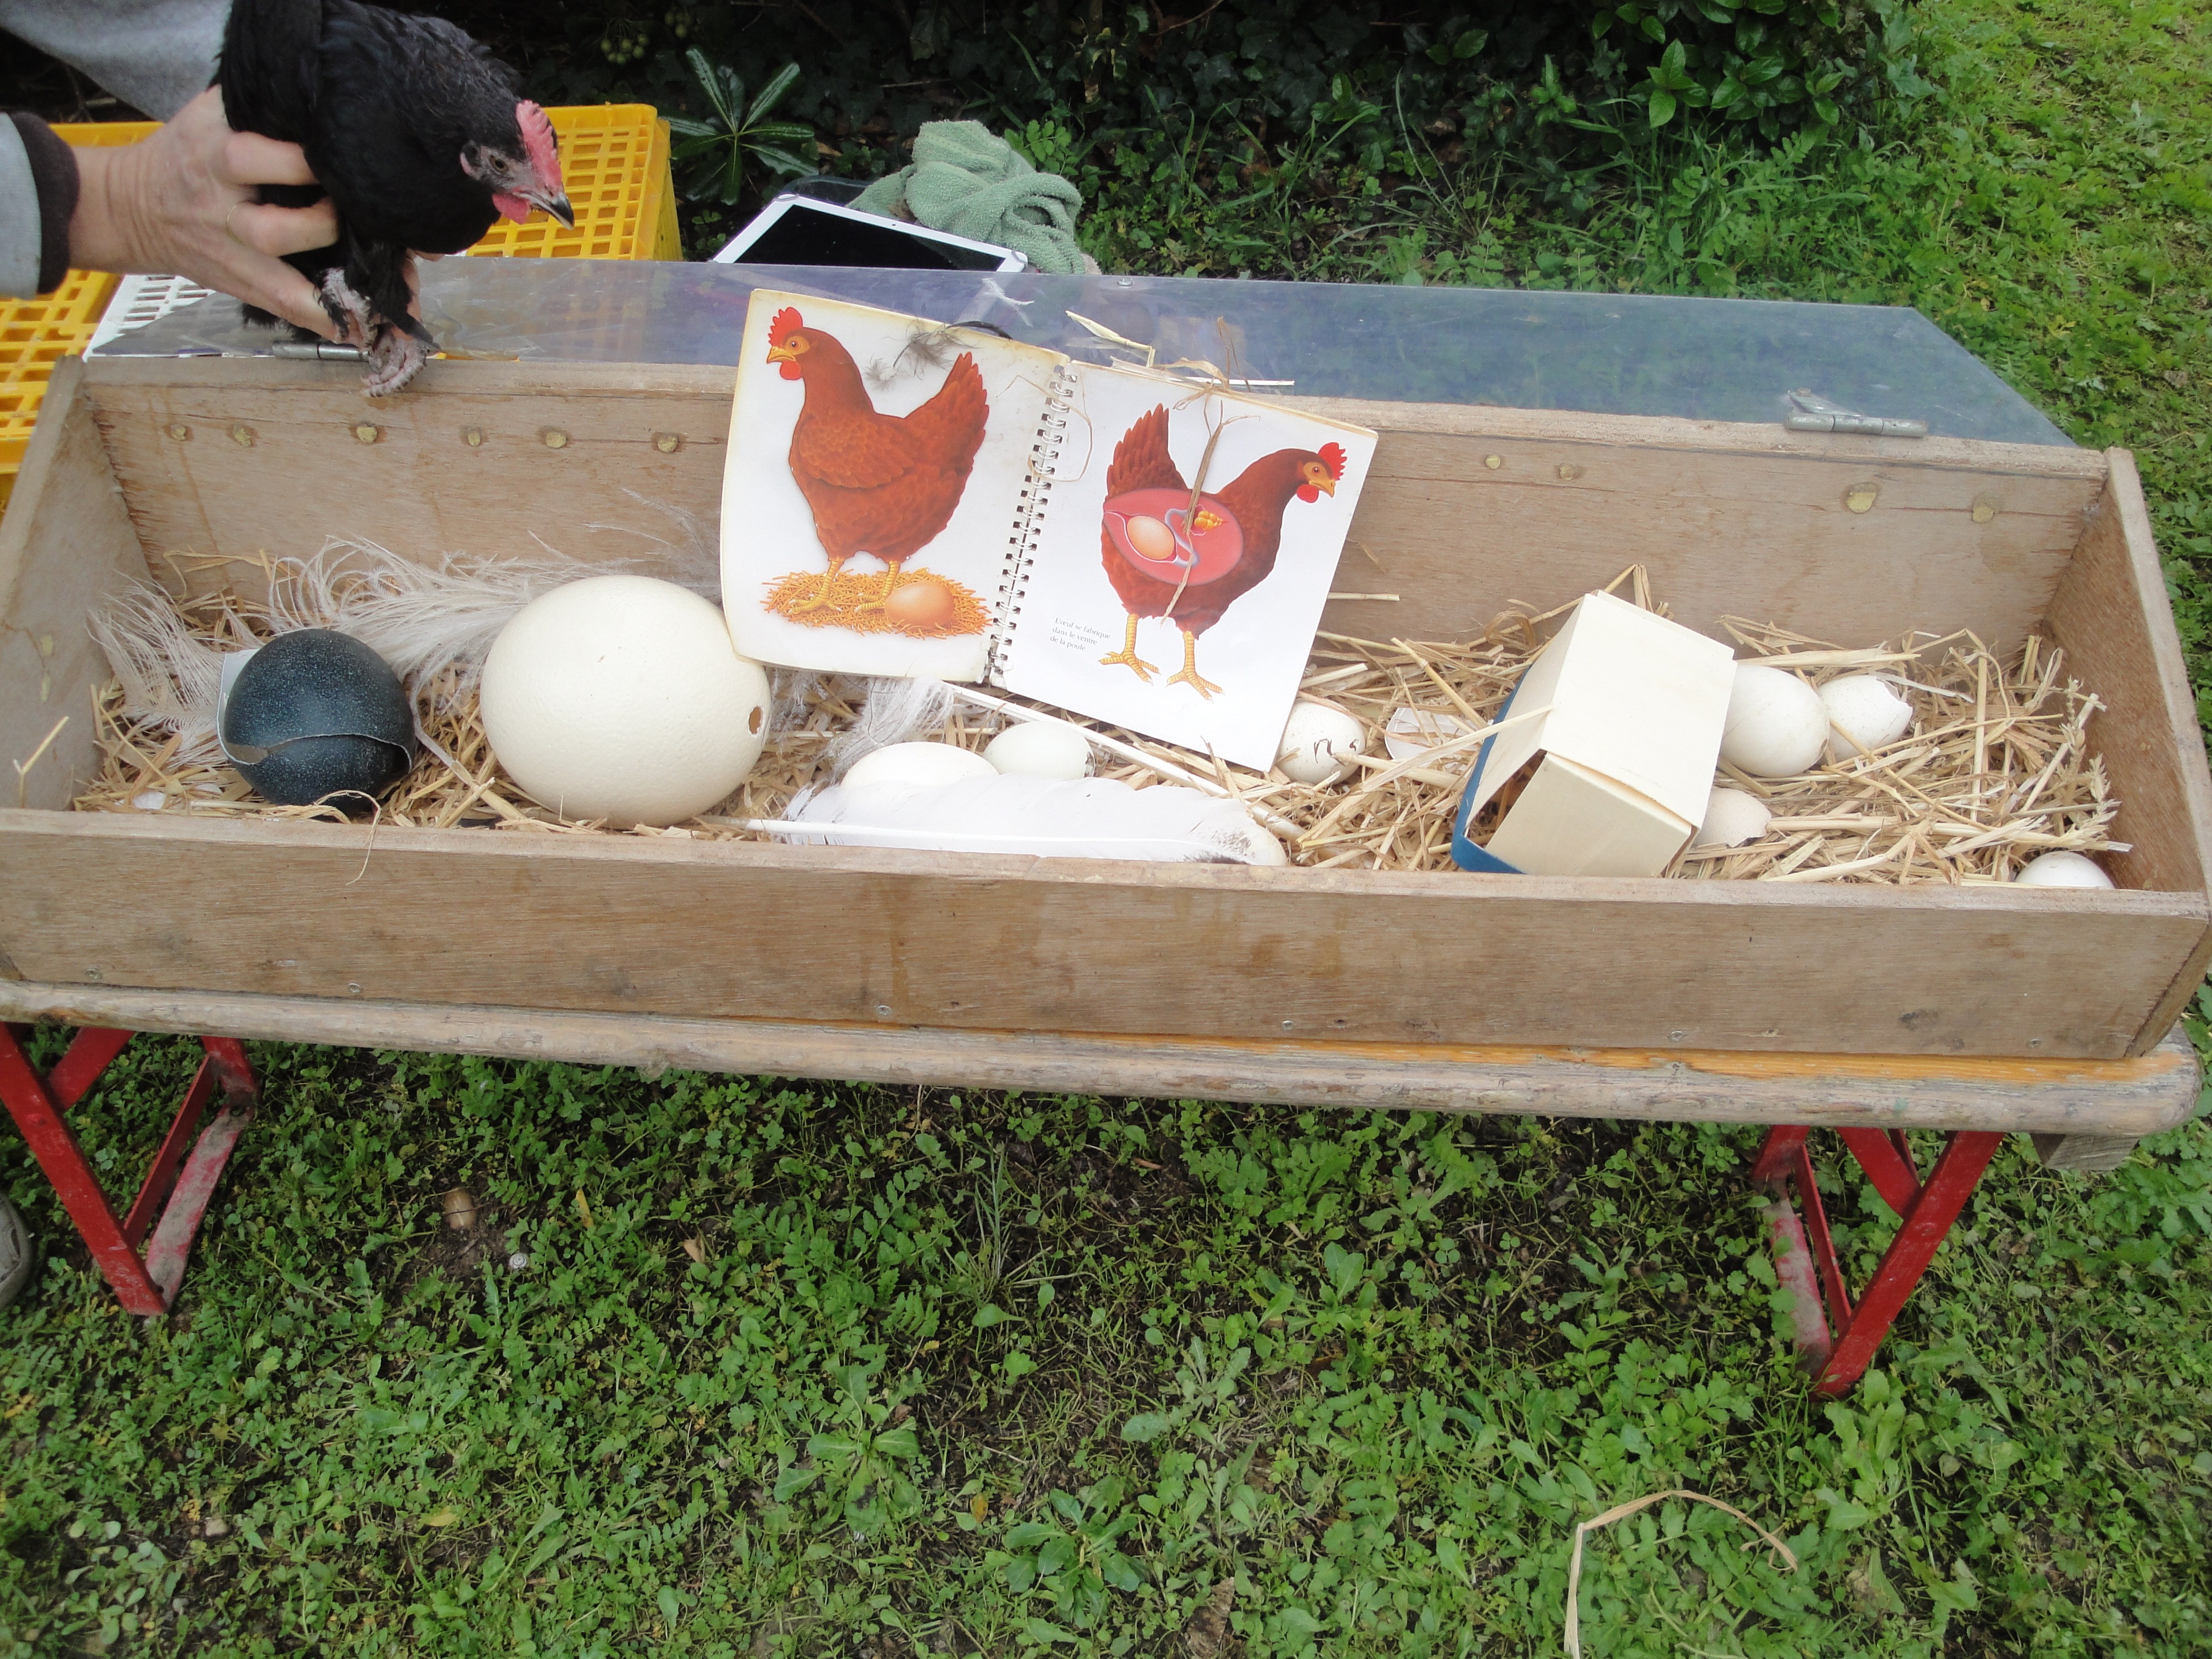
[1458,589,1736,878]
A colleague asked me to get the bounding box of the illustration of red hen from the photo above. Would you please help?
[1097,406,1344,697]
[766,306,989,612]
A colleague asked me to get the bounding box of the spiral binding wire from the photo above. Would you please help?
[988,360,1080,686]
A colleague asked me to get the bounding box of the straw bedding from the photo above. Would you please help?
[75,563,2124,884]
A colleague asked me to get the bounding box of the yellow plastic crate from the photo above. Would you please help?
[0,268,119,510]
[2,106,677,514]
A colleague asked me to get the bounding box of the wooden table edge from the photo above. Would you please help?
[1,981,2198,1137]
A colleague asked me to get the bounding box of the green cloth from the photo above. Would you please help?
[854,121,1088,275]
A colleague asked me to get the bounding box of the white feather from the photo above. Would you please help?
[88,541,667,770]
[265,538,633,711]
[826,676,961,780]
[775,774,1286,863]
[86,586,229,765]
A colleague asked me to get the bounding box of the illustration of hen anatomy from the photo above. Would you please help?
[1097,406,1344,698]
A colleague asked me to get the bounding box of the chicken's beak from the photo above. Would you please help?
[1314,475,1337,496]
[766,344,797,364]
[533,191,576,229]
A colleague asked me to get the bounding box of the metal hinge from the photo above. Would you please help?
[1783,388,1927,439]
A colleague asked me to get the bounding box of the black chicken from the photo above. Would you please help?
[217,0,574,396]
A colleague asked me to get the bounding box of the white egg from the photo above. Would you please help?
[1276,702,1367,785]
[1820,674,1914,761]
[481,575,769,826]
[984,721,1093,780]
[1720,664,1829,778]
[1217,816,1290,865]
[2013,850,2115,889]
[845,741,996,790]
[1695,786,1773,848]
[1383,705,1472,761]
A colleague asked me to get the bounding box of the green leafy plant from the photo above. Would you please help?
[773,1366,924,1535]
[667,49,813,205]
[997,1480,1145,1630]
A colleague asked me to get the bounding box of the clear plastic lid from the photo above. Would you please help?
[96,258,2070,446]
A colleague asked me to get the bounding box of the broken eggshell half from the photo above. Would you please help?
[218,629,416,808]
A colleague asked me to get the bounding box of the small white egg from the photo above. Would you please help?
[846,741,996,790]
[1720,664,1829,778]
[984,721,1092,780]
[1695,786,1773,849]
[1276,702,1366,785]
[2013,850,2115,889]
[131,790,168,812]
[1820,674,1913,761]
[1383,705,1472,761]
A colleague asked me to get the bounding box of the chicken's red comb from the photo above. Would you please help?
[515,101,560,190]
[1318,441,1347,480]
[770,305,805,341]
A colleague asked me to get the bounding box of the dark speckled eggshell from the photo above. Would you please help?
[222,629,416,807]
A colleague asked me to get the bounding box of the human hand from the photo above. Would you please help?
[66,87,343,338]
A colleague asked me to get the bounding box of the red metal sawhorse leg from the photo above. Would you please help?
[0,1024,257,1314]
[1752,1123,2005,1395]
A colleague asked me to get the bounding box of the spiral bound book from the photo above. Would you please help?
[721,289,1376,769]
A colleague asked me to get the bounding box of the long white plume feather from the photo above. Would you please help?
[86,585,228,765]
[770,775,1287,863]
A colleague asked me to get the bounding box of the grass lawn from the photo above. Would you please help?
[4,1,2210,1654]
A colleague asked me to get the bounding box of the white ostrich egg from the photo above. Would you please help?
[1694,786,1773,849]
[1819,674,1914,761]
[984,722,1093,780]
[846,742,995,789]
[1276,702,1366,785]
[2014,850,2115,889]
[1720,664,1828,778]
[479,575,769,826]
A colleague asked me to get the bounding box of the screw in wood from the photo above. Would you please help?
[1557,462,1583,481]
[229,425,254,447]
[1845,482,1879,513]
[166,423,190,441]
[1484,454,1503,470]
[541,428,570,450]
[1971,494,1999,523]
[352,423,380,445]
[654,432,682,453]
[461,425,485,447]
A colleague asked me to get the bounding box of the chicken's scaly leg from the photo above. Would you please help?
[786,556,849,615]
[1097,614,1157,682]
[854,559,903,613]
[1165,630,1222,698]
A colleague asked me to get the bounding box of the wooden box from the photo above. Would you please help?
[3,356,2208,1130]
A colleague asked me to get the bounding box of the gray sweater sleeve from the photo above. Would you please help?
[0,118,38,299]
[0,0,227,123]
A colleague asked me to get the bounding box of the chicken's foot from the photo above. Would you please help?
[1097,614,1157,682]
[785,560,848,615]
[853,560,904,613]
[319,269,426,398]
[1165,630,1222,698]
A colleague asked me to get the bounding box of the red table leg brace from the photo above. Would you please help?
[0,1024,257,1314]
[1752,1123,2004,1395]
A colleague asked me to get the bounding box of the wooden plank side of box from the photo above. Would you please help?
[0,358,155,813]
[1,979,2199,1136]
[0,811,2202,1058]
[2046,450,2212,1050]
[82,359,2107,662]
